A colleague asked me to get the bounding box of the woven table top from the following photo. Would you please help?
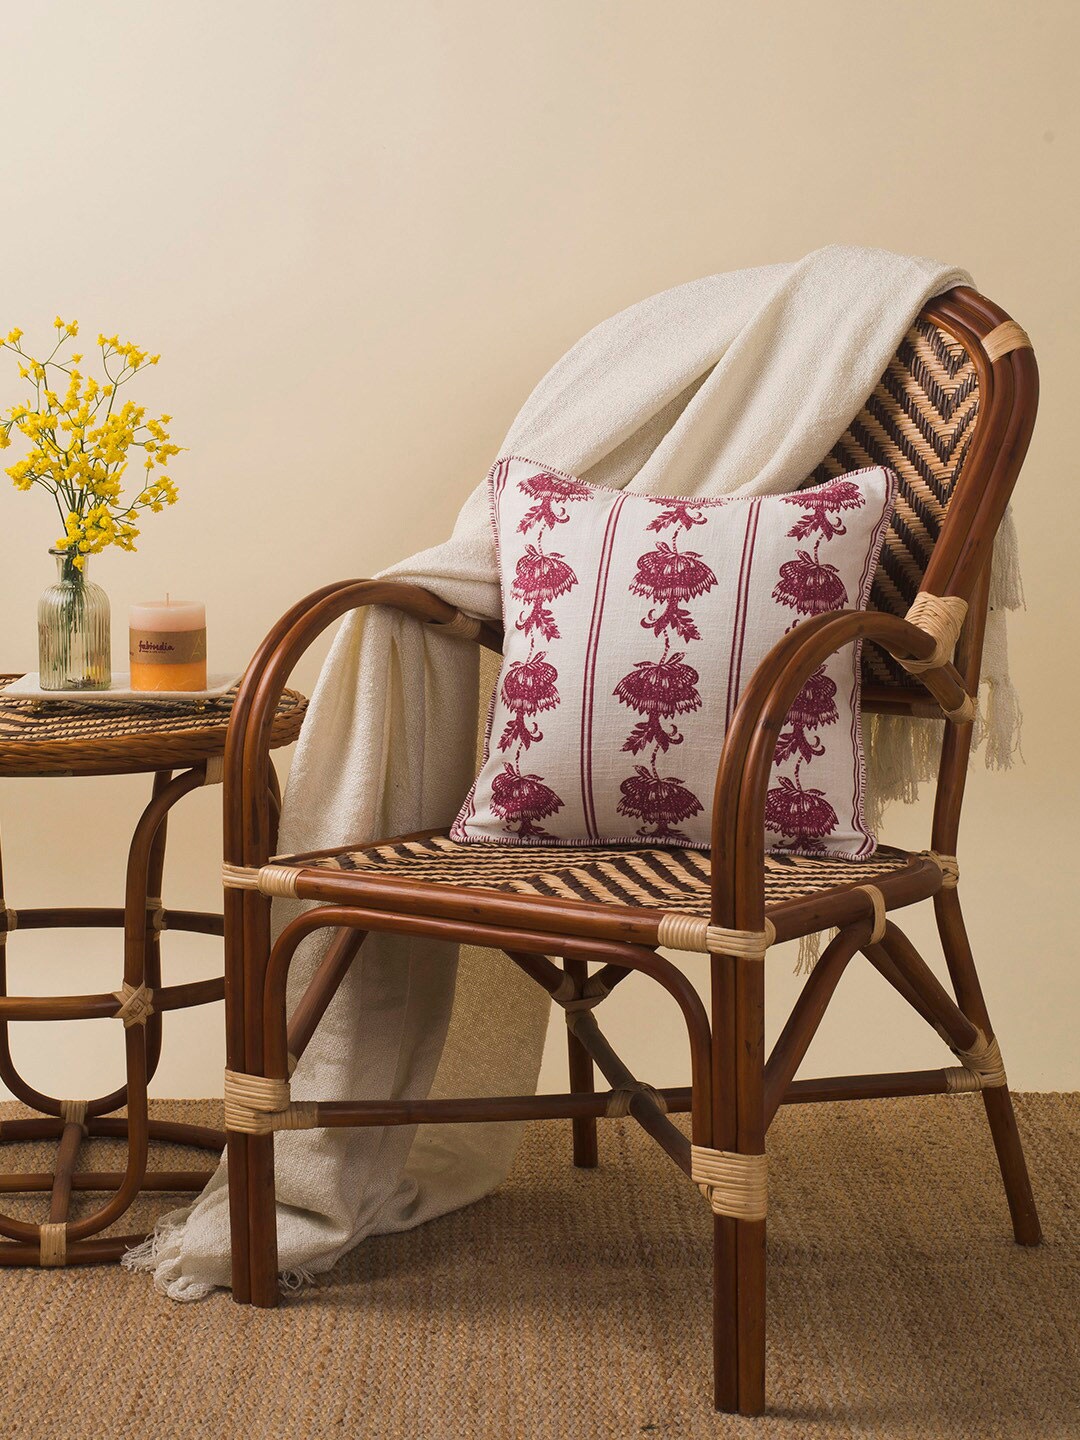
[0,675,306,777]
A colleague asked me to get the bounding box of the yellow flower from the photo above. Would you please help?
[6,328,22,344]
[5,322,179,560]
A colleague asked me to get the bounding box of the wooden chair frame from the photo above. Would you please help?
[220,288,1039,1416]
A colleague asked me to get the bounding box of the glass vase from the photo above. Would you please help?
[37,549,112,691]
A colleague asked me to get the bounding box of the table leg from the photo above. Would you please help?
[141,771,172,1082]
[0,764,227,1265]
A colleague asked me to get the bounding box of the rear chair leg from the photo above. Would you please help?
[564,957,598,1168]
[935,887,1041,1245]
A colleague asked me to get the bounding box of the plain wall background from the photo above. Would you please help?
[0,1,1075,1108]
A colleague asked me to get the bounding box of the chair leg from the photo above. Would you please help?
[226,879,284,1307]
[564,958,598,1168]
[224,885,253,1304]
[935,888,1041,1246]
[226,1132,253,1303]
[711,952,767,1415]
[246,1132,281,1306]
[245,875,283,1307]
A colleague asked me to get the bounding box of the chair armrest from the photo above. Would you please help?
[223,579,498,866]
[709,608,972,929]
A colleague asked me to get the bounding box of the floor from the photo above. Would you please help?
[0,1094,1076,1439]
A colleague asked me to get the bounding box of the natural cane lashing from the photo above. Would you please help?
[129,599,207,691]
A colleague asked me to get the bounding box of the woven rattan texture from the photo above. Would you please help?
[0,676,306,775]
[307,832,916,915]
[801,318,980,691]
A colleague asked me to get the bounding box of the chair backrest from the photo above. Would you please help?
[800,287,1037,703]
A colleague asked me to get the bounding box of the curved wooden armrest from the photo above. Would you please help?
[224,579,499,866]
[709,608,972,928]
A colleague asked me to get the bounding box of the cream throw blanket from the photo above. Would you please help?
[128,246,1021,1298]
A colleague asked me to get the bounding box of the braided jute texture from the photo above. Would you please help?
[1,1095,1076,1437]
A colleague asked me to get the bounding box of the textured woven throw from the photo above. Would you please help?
[126,246,1020,1299]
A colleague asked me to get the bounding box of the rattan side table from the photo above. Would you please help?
[0,675,306,1267]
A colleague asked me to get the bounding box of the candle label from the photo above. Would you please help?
[129,628,207,665]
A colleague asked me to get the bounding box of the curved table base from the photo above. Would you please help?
[0,760,266,1266]
[0,1116,224,1266]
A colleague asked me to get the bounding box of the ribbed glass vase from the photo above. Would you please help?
[37,549,112,691]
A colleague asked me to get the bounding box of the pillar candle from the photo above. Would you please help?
[129,599,207,692]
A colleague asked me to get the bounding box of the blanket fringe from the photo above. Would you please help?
[123,1212,320,1300]
[280,1267,318,1294]
[795,933,822,975]
[989,509,1025,613]
[864,714,943,834]
[794,929,840,976]
[976,674,1024,771]
[121,1209,216,1302]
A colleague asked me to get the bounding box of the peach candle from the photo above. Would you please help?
[129,599,207,692]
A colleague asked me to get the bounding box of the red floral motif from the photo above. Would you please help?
[774,667,839,765]
[764,775,838,849]
[613,653,701,754]
[517,472,593,535]
[512,546,577,639]
[647,500,708,533]
[630,543,717,641]
[617,763,703,841]
[497,652,559,751]
[772,550,848,616]
[783,479,866,540]
[490,762,564,838]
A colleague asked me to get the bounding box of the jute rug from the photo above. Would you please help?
[0,1095,1076,1440]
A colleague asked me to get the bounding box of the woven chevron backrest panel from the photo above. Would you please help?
[802,318,980,690]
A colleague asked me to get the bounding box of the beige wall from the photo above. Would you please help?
[0,1,1075,1105]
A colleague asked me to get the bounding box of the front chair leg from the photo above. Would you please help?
[245,1131,281,1306]
[225,885,283,1308]
[224,884,254,1304]
[935,887,1041,1245]
[710,951,767,1415]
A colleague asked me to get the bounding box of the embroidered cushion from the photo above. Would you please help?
[453,459,897,857]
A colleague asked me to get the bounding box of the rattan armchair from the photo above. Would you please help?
[219,287,1039,1416]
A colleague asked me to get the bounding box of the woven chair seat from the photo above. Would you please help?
[297,831,925,924]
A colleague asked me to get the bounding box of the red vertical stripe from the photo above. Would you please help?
[579,495,626,840]
[725,501,761,729]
